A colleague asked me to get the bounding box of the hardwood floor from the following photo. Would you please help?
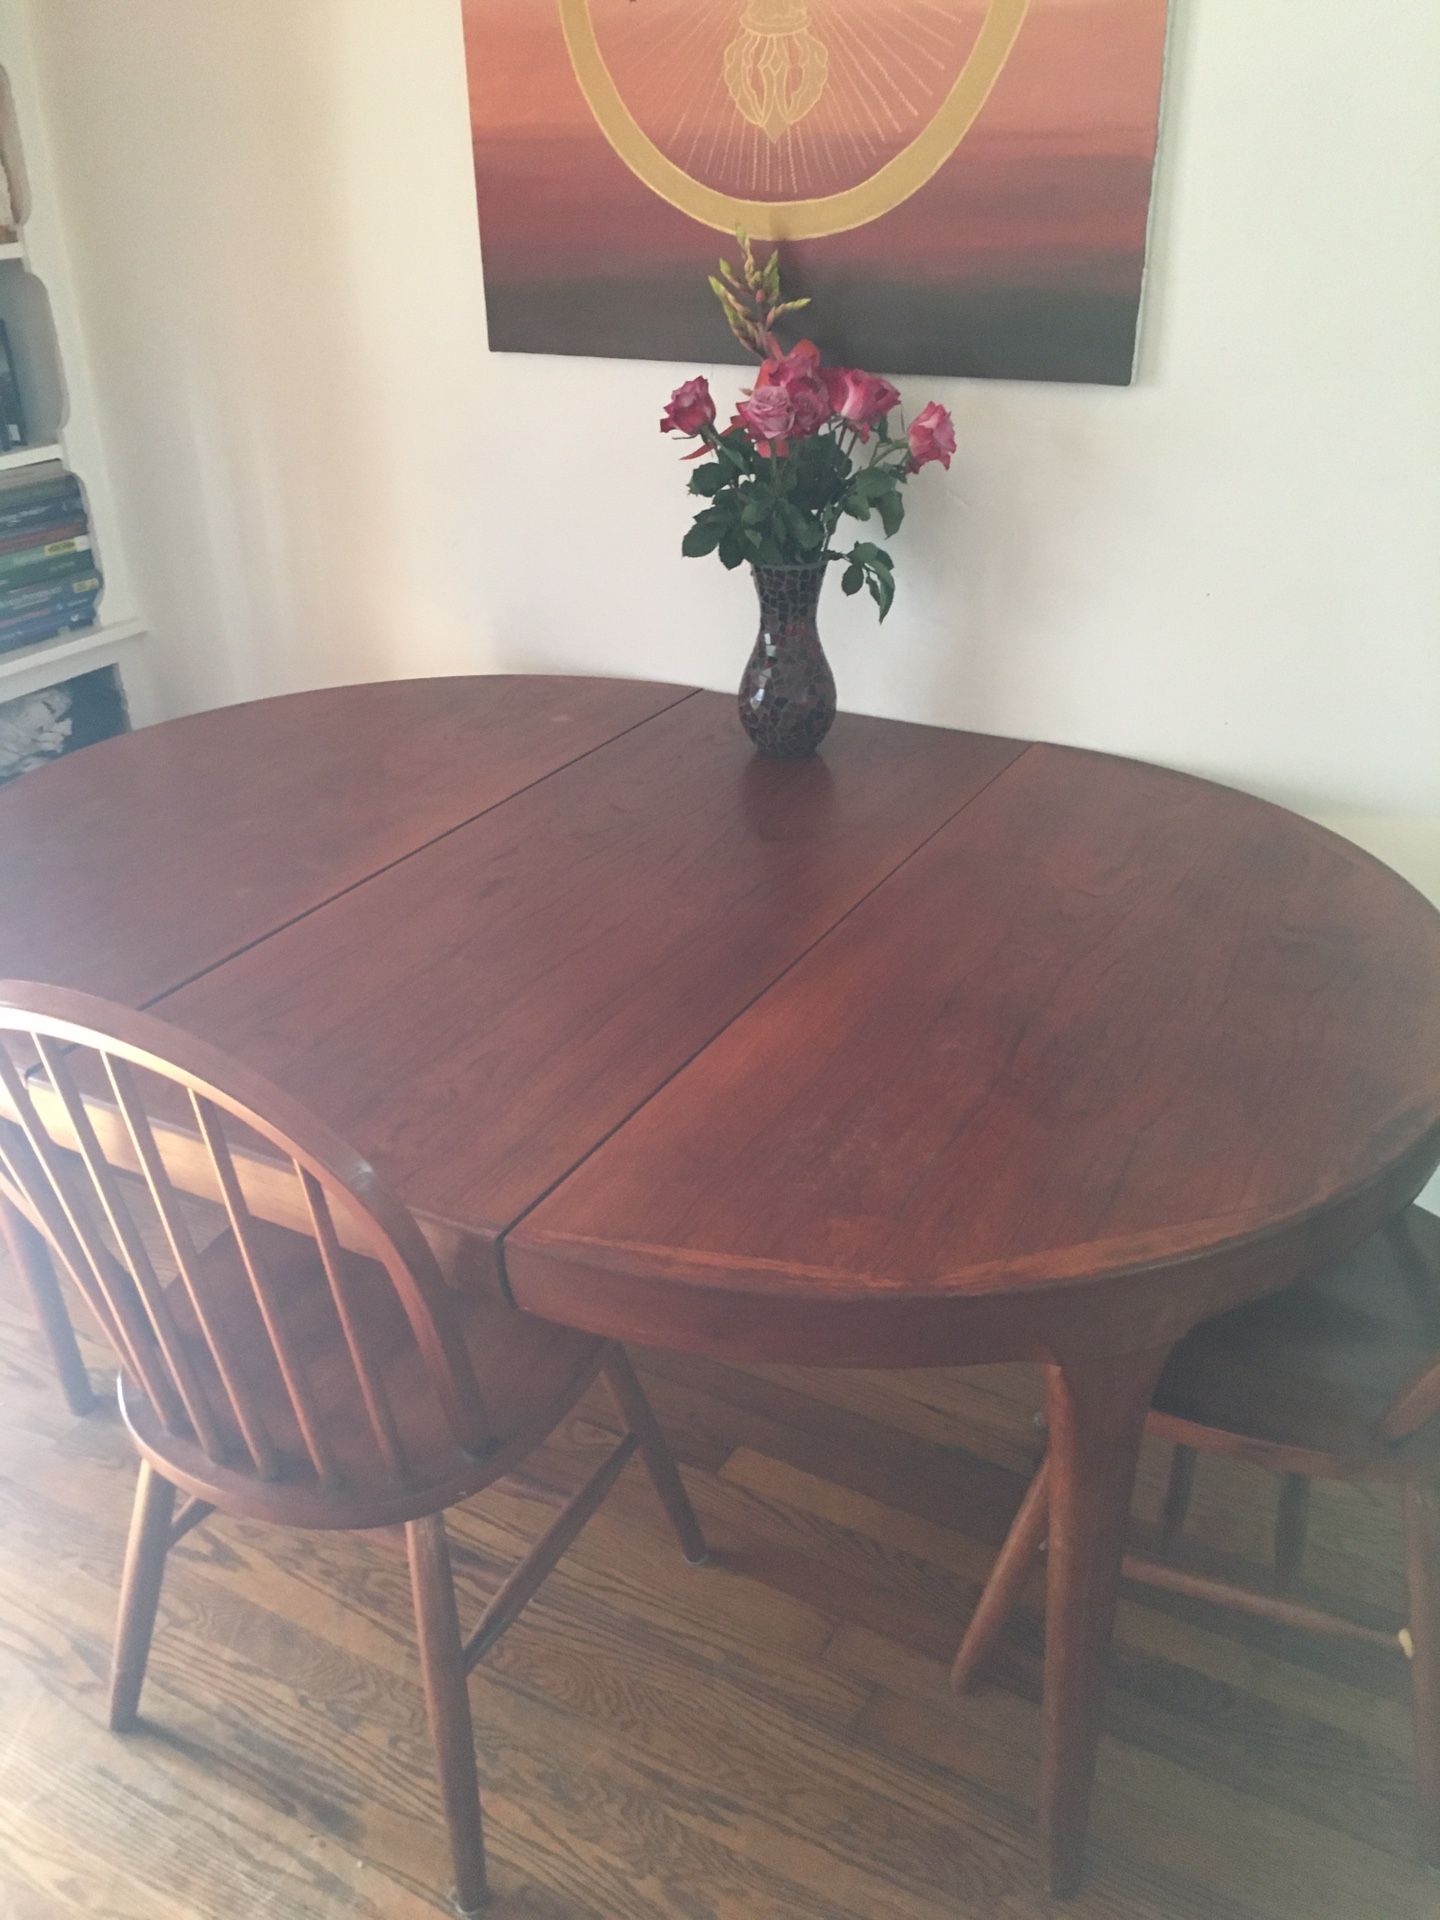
[0,1246,1434,1918]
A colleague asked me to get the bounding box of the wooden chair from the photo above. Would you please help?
[0,981,708,1916]
[951,1206,1440,1870]
[0,1160,97,1414]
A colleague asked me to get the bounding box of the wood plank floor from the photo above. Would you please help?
[0,1246,1435,1919]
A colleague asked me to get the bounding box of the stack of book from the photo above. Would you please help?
[0,463,102,658]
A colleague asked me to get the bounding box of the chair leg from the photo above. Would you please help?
[1159,1444,1197,1557]
[407,1514,489,1915]
[1274,1473,1311,1595]
[1041,1347,1169,1898]
[109,1461,176,1731]
[1403,1483,1440,1869]
[952,1457,1049,1691]
[1,1192,95,1416]
[602,1347,709,1565]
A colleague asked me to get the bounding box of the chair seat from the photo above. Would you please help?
[1150,1208,1440,1477]
[121,1217,607,1527]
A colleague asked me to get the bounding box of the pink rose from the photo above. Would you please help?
[907,401,956,471]
[756,340,830,440]
[822,366,901,439]
[660,376,716,437]
[736,383,795,453]
[785,372,831,437]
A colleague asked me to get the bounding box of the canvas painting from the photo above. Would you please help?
[465,1,1170,385]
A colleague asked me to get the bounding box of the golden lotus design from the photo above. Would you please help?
[724,2,829,143]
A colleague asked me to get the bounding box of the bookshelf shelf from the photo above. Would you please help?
[0,438,59,470]
[0,616,144,692]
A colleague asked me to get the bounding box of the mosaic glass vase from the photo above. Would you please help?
[738,561,837,758]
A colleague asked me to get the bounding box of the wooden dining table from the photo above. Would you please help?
[2,672,1438,1895]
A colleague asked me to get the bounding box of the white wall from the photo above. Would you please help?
[20,0,1440,898]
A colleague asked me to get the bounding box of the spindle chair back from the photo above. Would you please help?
[0,981,492,1521]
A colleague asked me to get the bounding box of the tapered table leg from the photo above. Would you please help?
[602,1347,709,1565]
[1040,1345,1169,1897]
[0,1190,95,1415]
[1404,1482,1440,1868]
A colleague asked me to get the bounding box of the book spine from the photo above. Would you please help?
[0,463,69,497]
[0,473,82,505]
[0,321,27,452]
[0,585,100,625]
[0,539,94,584]
[0,491,85,537]
[0,572,103,620]
[0,584,100,626]
[0,604,99,656]
[0,517,88,557]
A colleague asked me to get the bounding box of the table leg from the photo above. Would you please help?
[0,1190,95,1416]
[1040,1345,1169,1896]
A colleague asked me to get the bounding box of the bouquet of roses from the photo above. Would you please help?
[661,232,955,620]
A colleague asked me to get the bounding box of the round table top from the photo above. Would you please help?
[3,674,1437,1366]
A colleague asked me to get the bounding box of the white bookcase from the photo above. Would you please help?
[0,10,153,736]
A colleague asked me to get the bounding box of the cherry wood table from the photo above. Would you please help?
[3,674,1438,1893]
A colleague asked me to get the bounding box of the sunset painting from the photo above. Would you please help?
[464,1,1170,384]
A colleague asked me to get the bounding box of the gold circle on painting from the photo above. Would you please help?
[557,0,1032,240]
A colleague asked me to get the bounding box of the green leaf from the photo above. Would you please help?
[741,495,773,526]
[850,541,879,564]
[718,531,745,570]
[688,464,728,497]
[681,521,722,558]
[868,570,896,621]
[841,563,864,595]
[792,514,824,550]
[878,492,905,537]
[843,494,872,521]
[853,467,897,501]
